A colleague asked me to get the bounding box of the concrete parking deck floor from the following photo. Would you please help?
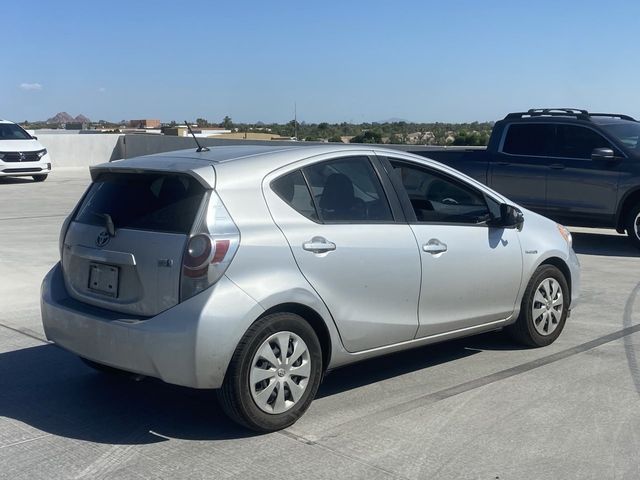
[1,169,639,479]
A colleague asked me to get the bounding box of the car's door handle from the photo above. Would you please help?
[550,163,565,170]
[422,239,448,254]
[303,237,336,254]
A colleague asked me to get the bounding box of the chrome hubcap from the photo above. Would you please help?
[532,277,564,336]
[249,331,311,414]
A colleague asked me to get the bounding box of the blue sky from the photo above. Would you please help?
[2,0,640,123]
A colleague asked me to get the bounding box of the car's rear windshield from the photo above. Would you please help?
[0,123,32,140]
[75,172,205,234]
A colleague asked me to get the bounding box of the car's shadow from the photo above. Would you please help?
[0,331,521,444]
[571,231,640,257]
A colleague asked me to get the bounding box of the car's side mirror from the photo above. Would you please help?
[592,147,615,161]
[488,203,524,230]
[31,135,38,140]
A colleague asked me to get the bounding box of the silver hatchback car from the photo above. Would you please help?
[41,145,580,431]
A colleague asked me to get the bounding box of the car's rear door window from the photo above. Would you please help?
[75,172,205,234]
[502,124,555,157]
[302,156,393,223]
[271,170,319,221]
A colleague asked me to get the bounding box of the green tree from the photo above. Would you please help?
[222,116,234,130]
[387,134,404,144]
[196,118,209,127]
[350,130,383,144]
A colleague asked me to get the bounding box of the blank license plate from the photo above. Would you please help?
[88,263,119,297]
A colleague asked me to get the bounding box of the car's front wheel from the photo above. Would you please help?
[218,312,323,432]
[506,264,569,347]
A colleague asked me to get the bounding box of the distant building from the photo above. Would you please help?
[65,122,86,130]
[128,119,161,129]
[163,126,231,137]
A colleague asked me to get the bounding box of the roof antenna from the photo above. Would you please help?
[184,121,209,152]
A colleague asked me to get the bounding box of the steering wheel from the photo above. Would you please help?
[441,197,459,205]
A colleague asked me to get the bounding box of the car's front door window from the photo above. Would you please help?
[390,160,491,224]
[554,124,620,159]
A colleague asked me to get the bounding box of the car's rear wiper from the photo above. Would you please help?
[89,211,116,236]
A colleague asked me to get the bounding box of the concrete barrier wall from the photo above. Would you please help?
[37,134,124,168]
[120,135,318,159]
[33,133,481,169]
[119,134,477,160]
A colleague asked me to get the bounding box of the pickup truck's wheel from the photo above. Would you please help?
[506,265,569,347]
[625,204,640,248]
[217,312,323,432]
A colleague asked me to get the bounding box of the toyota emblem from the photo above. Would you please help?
[96,231,110,247]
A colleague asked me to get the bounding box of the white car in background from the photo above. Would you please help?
[0,119,51,181]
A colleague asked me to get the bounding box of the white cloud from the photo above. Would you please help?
[98,87,106,93]
[19,82,43,91]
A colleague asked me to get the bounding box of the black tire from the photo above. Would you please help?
[217,312,323,432]
[625,203,640,249]
[32,174,48,182]
[506,265,569,347]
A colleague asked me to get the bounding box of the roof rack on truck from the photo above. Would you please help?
[504,109,636,122]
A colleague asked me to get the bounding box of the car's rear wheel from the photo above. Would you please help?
[625,203,640,248]
[218,312,323,432]
[32,174,48,182]
[506,265,569,347]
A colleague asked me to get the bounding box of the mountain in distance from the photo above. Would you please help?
[375,117,410,123]
[46,112,91,124]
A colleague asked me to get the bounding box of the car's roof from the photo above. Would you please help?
[103,143,402,174]
[94,144,410,186]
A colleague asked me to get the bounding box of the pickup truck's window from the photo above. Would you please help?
[303,156,393,222]
[271,170,318,221]
[555,125,617,159]
[390,160,490,224]
[503,124,555,156]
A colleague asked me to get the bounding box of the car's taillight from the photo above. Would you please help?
[180,191,240,301]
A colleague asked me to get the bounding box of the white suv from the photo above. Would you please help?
[0,119,51,181]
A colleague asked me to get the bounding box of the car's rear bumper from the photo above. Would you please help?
[41,263,263,388]
[0,155,51,177]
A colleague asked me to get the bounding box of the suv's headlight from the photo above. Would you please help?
[37,149,47,158]
[557,224,572,247]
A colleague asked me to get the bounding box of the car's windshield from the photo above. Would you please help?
[601,122,640,150]
[0,123,32,140]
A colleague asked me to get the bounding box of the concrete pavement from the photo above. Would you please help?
[0,170,639,479]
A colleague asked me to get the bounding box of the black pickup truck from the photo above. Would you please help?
[415,109,640,246]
